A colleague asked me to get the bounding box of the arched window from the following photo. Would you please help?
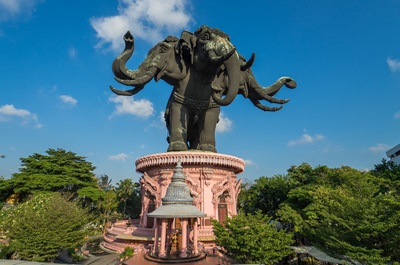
[218,191,229,224]
[147,195,156,228]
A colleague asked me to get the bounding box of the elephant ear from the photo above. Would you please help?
[178,30,195,65]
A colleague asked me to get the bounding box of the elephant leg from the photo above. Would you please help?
[167,101,189,152]
[187,119,200,150]
[197,107,220,153]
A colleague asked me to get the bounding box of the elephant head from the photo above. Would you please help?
[110,31,189,96]
[189,25,242,106]
[212,53,297,111]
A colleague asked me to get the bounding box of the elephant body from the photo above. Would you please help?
[110,25,296,153]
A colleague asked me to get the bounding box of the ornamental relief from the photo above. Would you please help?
[159,170,172,187]
[211,173,236,205]
[186,176,202,206]
[201,168,213,186]
[235,178,242,199]
[140,172,161,206]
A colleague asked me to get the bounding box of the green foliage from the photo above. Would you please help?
[0,193,92,262]
[115,179,141,219]
[0,148,98,203]
[97,174,113,191]
[119,246,134,259]
[277,164,400,264]
[97,189,119,228]
[238,175,291,218]
[0,244,14,259]
[239,162,400,263]
[212,211,293,265]
[371,158,400,182]
[68,248,85,262]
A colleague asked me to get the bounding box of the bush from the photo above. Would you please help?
[119,247,134,260]
[0,193,92,262]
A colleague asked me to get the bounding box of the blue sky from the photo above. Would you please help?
[1,0,399,184]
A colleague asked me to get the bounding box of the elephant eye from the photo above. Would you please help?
[159,45,168,53]
[201,33,210,41]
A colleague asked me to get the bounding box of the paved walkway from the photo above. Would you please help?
[83,253,120,265]
[123,253,221,265]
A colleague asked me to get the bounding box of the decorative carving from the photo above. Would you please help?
[141,172,161,207]
[160,169,172,187]
[235,178,242,200]
[212,174,232,205]
[201,168,213,186]
[186,176,202,207]
[136,152,245,174]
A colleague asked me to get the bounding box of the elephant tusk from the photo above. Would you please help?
[253,88,290,104]
[155,62,168,82]
[250,98,284,112]
[109,85,144,96]
[240,53,256,71]
[207,48,236,65]
[114,68,157,86]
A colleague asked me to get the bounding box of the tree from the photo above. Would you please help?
[277,164,400,264]
[212,211,294,265]
[0,149,103,204]
[97,174,113,191]
[97,189,119,229]
[115,179,141,219]
[238,175,291,218]
[0,193,92,262]
[371,158,400,182]
[0,148,100,203]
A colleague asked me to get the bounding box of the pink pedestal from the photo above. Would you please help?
[102,152,244,254]
[137,152,244,244]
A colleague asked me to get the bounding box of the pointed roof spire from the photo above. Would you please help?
[147,162,206,218]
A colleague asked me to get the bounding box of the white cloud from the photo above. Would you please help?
[369,143,390,153]
[108,153,128,161]
[288,133,325,146]
[243,159,254,166]
[90,0,193,51]
[59,95,77,106]
[0,104,42,128]
[68,47,77,58]
[159,111,166,125]
[395,111,400,119]
[109,95,154,118]
[387,57,400,72]
[0,0,43,21]
[216,112,232,133]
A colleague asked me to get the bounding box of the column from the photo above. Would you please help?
[152,218,159,256]
[180,218,188,258]
[159,218,168,257]
[167,219,174,253]
[193,218,199,255]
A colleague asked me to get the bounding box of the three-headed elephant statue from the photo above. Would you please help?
[110,25,296,153]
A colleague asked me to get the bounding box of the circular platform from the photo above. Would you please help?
[144,252,207,263]
[136,151,245,174]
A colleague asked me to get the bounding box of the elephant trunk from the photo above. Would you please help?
[111,31,140,80]
[111,31,160,90]
[261,77,297,97]
[212,52,241,106]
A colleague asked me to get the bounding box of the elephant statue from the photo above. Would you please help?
[110,25,296,153]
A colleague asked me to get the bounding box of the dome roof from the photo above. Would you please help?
[147,161,206,218]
